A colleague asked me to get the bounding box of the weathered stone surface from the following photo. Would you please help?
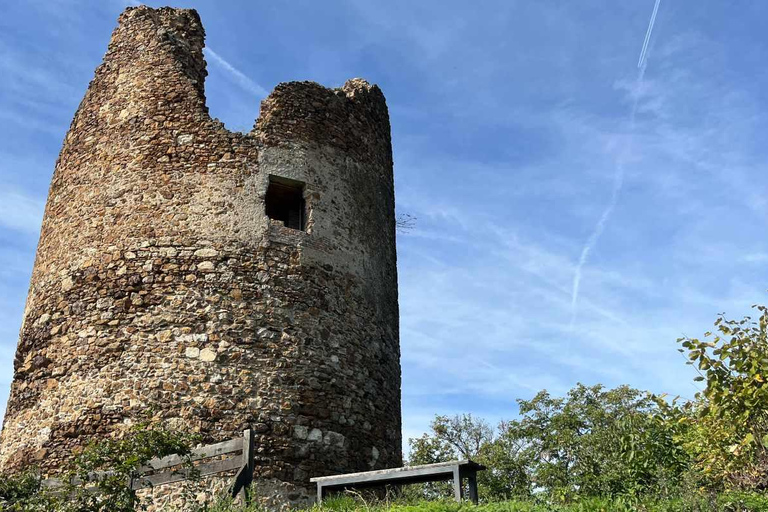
[0,5,401,509]
[294,425,309,440]
[199,348,216,362]
[323,431,345,448]
[307,428,323,442]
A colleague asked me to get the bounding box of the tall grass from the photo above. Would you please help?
[187,492,768,512]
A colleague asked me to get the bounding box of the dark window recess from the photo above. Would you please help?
[265,178,306,231]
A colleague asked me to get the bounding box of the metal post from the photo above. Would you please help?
[468,471,478,505]
[452,465,462,503]
[242,428,255,501]
[232,428,255,502]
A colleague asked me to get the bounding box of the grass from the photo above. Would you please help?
[188,492,768,512]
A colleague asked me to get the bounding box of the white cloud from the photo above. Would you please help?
[0,189,44,234]
[395,52,768,434]
[742,253,768,264]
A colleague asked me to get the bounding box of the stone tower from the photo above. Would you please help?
[0,5,401,504]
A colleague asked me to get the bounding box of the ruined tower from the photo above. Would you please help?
[0,6,401,504]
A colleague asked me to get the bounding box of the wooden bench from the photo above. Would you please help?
[310,460,486,505]
[42,428,255,501]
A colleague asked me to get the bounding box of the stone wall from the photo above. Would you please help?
[0,6,401,507]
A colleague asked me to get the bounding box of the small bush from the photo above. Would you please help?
[0,422,199,512]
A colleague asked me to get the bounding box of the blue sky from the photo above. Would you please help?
[1,0,768,449]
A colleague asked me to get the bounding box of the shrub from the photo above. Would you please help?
[673,305,768,490]
[0,422,199,512]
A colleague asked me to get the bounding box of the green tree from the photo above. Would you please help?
[671,305,768,490]
[408,385,689,503]
[489,384,687,502]
[500,384,670,501]
[407,414,529,501]
[476,422,530,500]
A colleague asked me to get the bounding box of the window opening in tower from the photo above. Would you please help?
[265,177,306,231]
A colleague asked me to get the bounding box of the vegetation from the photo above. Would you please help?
[312,494,768,512]
[182,492,768,511]
[408,385,688,502]
[2,306,768,510]
[671,305,768,490]
[0,422,199,511]
[405,306,768,508]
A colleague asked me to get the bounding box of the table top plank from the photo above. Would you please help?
[310,460,485,487]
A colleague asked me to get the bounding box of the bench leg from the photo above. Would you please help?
[468,472,478,505]
[452,466,462,502]
[317,484,323,504]
[237,485,248,504]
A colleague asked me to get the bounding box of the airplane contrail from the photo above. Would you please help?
[204,48,269,97]
[569,0,661,330]
[569,160,625,328]
[638,0,662,68]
